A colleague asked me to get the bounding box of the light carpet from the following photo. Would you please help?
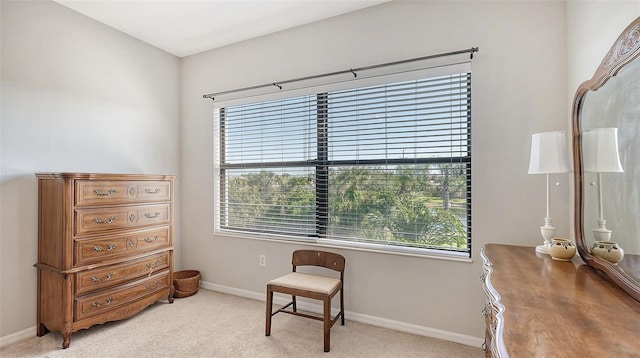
[0,289,483,357]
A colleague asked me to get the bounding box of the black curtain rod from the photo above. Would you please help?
[202,47,478,101]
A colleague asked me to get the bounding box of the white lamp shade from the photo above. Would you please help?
[528,131,571,174]
[583,128,624,173]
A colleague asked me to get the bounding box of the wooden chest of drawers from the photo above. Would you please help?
[34,173,175,349]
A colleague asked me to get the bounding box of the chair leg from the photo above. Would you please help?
[292,295,297,312]
[323,297,331,352]
[340,288,345,325]
[266,287,273,336]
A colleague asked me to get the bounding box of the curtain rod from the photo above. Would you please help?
[202,47,478,101]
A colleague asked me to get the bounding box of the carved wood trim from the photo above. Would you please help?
[601,22,640,72]
[480,246,508,358]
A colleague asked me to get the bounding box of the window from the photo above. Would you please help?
[214,63,471,258]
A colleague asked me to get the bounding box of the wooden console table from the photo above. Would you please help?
[481,244,640,357]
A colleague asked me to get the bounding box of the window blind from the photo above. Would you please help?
[215,63,471,256]
[219,96,318,237]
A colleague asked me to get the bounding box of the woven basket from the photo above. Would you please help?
[173,270,200,298]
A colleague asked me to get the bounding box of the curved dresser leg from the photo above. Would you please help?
[168,284,175,303]
[61,323,72,349]
[62,333,71,349]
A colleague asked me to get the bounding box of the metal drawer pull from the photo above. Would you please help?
[144,212,160,219]
[93,244,116,252]
[91,297,114,308]
[146,258,162,269]
[143,236,159,243]
[94,217,116,224]
[146,281,161,290]
[94,189,117,196]
[144,188,160,194]
[91,273,115,282]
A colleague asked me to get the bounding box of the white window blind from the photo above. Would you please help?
[214,63,471,257]
[218,95,318,237]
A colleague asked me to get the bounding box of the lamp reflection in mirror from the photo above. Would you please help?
[528,131,571,254]
[583,128,623,242]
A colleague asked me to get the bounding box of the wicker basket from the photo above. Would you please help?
[173,270,200,298]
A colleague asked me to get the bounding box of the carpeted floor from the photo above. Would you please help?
[0,289,483,357]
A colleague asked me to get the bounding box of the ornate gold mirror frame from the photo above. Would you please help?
[573,16,640,302]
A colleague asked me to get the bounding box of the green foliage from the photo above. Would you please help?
[224,164,468,250]
[328,165,468,250]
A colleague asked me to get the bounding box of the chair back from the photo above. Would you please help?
[292,250,345,273]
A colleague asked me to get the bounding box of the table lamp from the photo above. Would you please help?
[528,131,571,254]
[583,127,623,242]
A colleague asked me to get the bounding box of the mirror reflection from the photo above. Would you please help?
[581,57,640,277]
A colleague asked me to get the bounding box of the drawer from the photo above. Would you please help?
[75,204,170,235]
[75,180,171,206]
[75,271,170,321]
[75,252,170,295]
[75,227,170,266]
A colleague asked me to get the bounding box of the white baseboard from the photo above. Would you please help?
[201,281,484,348]
[0,326,36,349]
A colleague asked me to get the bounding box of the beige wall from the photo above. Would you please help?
[0,0,181,341]
[180,1,568,344]
[3,0,639,349]
[567,3,640,96]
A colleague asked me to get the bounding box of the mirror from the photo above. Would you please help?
[573,16,640,302]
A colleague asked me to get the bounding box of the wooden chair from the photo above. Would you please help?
[265,250,345,352]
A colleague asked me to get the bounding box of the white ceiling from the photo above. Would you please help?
[54,0,390,58]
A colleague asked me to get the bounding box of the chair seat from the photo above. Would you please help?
[268,272,341,295]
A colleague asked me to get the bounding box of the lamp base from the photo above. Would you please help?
[593,220,612,242]
[535,244,550,255]
[537,218,556,256]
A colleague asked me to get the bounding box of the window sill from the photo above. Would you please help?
[213,230,473,263]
